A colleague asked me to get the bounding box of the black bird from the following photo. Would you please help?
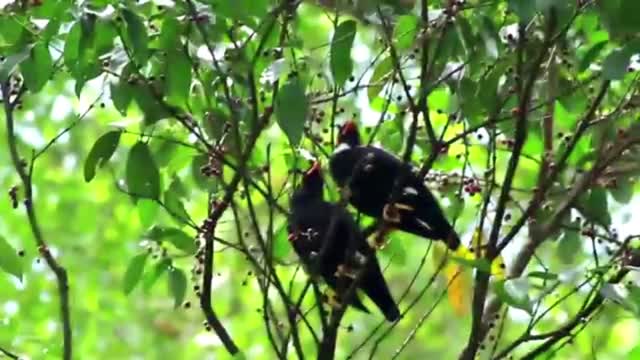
[329,120,463,252]
[288,161,401,322]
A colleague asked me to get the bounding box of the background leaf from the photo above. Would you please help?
[275,79,308,146]
[84,131,121,182]
[168,267,187,308]
[330,20,357,87]
[126,142,161,199]
[123,253,148,294]
[20,43,53,92]
[121,9,149,66]
[0,236,23,281]
[165,49,192,107]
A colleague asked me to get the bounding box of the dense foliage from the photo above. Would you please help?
[1,0,640,359]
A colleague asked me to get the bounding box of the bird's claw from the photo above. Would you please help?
[367,229,390,250]
[335,264,357,279]
[340,186,352,201]
[382,203,402,224]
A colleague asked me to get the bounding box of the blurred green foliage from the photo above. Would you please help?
[0,0,640,359]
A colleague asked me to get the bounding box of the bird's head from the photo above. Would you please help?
[337,120,361,148]
[301,160,324,197]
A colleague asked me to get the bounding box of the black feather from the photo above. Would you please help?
[289,163,400,322]
[330,122,460,250]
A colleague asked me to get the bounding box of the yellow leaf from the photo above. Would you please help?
[432,243,472,316]
[445,262,471,316]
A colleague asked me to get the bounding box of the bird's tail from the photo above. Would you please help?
[446,231,462,251]
[362,260,401,322]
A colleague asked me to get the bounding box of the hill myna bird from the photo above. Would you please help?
[329,120,463,252]
[288,161,401,322]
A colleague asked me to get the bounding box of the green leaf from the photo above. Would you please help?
[42,19,61,42]
[368,57,393,101]
[132,84,171,125]
[79,14,97,57]
[602,49,631,80]
[109,61,137,117]
[579,41,607,72]
[110,80,132,116]
[121,9,149,66]
[493,278,533,314]
[275,79,308,146]
[146,226,196,254]
[215,0,269,24]
[0,236,23,281]
[535,0,558,12]
[158,17,181,50]
[167,177,188,199]
[63,22,81,72]
[393,15,419,50]
[165,49,192,107]
[143,258,171,292]
[597,0,640,37]
[137,199,159,228]
[580,186,611,227]
[478,65,503,114]
[126,142,161,199]
[20,43,53,92]
[558,225,581,264]
[84,131,121,182]
[123,253,148,294]
[67,14,104,97]
[459,78,483,120]
[553,100,578,129]
[0,17,27,48]
[610,178,634,204]
[0,48,30,82]
[164,189,190,224]
[165,229,196,254]
[479,16,499,59]
[93,19,117,58]
[509,0,536,23]
[168,267,187,308]
[330,20,357,87]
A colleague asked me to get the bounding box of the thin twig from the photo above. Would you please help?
[2,80,73,359]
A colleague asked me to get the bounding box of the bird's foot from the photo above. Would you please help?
[335,264,358,279]
[366,223,392,250]
[382,203,402,224]
[367,231,389,250]
[340,186,352,201]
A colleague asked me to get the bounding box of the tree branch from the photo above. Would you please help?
[2,80,73,360]
[460,11,558,359]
